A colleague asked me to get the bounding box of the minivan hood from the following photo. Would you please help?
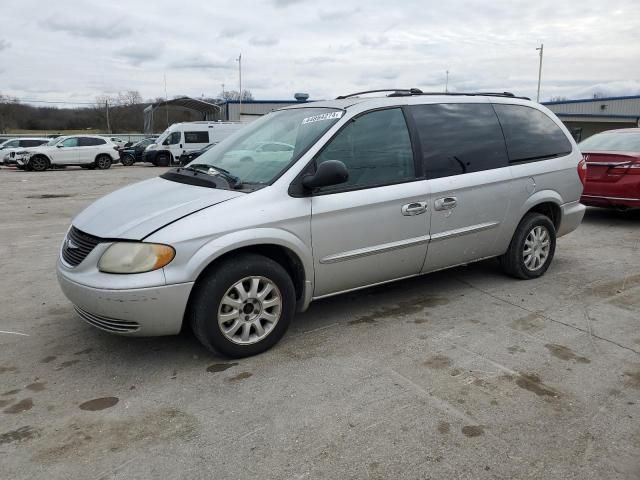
[73,177,243,239]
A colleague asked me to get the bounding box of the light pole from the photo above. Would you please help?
[536,43,544,102]
[445,70,449,93]
[236,54,242,121]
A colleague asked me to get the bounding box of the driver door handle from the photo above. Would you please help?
[434,196,458,211]
[401,201,428,216]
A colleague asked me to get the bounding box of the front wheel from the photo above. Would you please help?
[30,156,49,172]
[155,153,170,167]
[190,254,296,357]
[500,213,556,279]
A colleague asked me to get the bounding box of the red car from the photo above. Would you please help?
[579,128,640,209]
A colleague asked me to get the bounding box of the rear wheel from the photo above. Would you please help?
[190,254,296,358]
[121,154,135,167]
[30,156,49,172]
[500,213,556,279]
[95,155,112,170]
[155,153,170,167]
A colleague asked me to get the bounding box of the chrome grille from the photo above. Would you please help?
[62,226,102,267]
[74,306,140,333]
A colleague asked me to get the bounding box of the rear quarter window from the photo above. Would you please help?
[493,104,572,163]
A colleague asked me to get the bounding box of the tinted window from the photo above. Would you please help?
[79,137,106,146]
[315,108,415,191]
[409,103,508,179]
[164,132,181,145]
[184,131,209,143]
[2,140,19,148]
[21,140,46,147]
[494,104,572,163]
[61,137,79,147]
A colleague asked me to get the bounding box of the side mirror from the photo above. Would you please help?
[56,144,64,148]
[302,160,349,190]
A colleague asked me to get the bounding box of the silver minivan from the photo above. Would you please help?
[57,90,586,357]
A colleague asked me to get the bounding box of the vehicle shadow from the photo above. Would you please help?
[582,206,640,224]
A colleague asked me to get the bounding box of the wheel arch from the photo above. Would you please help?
[30,153,51,167]
[519,190,563,230]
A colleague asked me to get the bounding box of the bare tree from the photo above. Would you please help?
[217,89,254,101]
[0,93,20,133]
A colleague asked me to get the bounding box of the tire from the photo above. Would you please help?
[95,155,112,170]
[156,153,170,167]
[121,154,135,167]
[500,212,556,279]
[190,253,296,358]
[30,155,49,172]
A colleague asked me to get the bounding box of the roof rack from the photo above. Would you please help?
[336,89,530,101]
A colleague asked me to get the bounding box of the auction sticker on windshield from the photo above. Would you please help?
[302,111,343,125]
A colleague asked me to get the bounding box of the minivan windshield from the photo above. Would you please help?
[189,108,344,184]
[579,132,640,152]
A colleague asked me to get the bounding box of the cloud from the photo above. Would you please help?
[358,35,389,48]
[44,16,132,39]
[116,45,164,66]
[0,39,10,51]
[318,8,360,21]
[249,36,279,47]
[272,0,305,7]
[218,26,245,39]
[169,56,233,70]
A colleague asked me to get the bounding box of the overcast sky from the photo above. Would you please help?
[1,0,639,106]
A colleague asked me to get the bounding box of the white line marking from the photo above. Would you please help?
[0,330,29,336]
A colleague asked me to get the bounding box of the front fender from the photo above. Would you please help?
[164,228,314,288]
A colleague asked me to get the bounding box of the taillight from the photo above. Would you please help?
[629,159,640,175]
[577,158,587,186]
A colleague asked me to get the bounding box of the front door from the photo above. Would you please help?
[310,107,430,297]
[54,137,80,164]
[406,102,513,273]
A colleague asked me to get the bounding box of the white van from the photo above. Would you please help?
[143,122,244,166]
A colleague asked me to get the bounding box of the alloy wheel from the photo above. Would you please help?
[523,225,550,271]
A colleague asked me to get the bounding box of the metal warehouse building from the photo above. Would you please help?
[543,95,640,141]
[221,99,309,122]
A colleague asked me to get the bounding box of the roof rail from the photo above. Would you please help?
[336,89,530,101]
[336,88,423,99]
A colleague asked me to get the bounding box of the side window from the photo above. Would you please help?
[409,103,509,179]
[493,104,572,163]
[62,137,79,147]
[94,138,106,145]
[184,131,209,143]
[167,131,182,145]
[4,140,20,148]
[21,140,40,147]
[315,108,415,191]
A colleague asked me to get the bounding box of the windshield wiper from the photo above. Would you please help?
[184,164,241,187]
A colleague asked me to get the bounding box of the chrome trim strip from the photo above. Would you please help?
[581,194,640,202]
[429,222,500,242]
[587,161,632,167]
[319,235,430,264]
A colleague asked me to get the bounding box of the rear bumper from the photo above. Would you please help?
[57,268,193,336]
[581,194,640,208]
[557,200,586,237]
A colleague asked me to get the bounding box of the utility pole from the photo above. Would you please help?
[445,70,449,93]
[164,74,169,128]
[105,100,111,133]
[221,83,225,99]
[237,53,242,121]
[536,43,544,102]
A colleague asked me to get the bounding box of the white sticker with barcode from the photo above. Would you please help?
[301,111,343,125]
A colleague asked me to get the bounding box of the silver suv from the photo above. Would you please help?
[57,89,586,357]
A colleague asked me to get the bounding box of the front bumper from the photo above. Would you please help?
[557,200,586,237]
[57,265,194,336]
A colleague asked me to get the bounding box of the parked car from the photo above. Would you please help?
[143,122,244,166]
[106,137,127,149]
[177,142,218,166]
[57,90,586,357]
[119,137,158,166]
[579,128,640,209]
[1,137,49,166]
[17,135,120,171]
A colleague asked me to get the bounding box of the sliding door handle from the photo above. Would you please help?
[434,197,457,211]
[401,201,428,216]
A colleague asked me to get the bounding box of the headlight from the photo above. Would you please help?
[98,242,175,274]
[145,143,157,151]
